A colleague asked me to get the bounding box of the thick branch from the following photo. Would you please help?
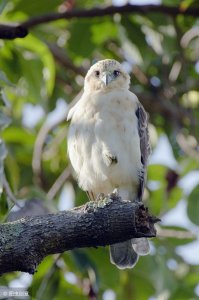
[1,4,199,39]
[0,24,28,39]
[0,194,158,275]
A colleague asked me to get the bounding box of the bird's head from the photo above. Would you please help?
[84,59,130,92]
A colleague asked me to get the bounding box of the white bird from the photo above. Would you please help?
[67,59,150,269]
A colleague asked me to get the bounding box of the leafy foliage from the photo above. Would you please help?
[0,0,199,299]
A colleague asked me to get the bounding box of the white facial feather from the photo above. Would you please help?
[84,59,130,92]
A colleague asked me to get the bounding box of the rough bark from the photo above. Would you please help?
[0,194,158,275]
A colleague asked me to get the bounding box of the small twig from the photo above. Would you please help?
[47,166,72,201]
[32,110,68,188]
[32,90,82,188]
[2,174,21,208]
[157,225,196,239]
[136,92,192,127]
[48,43,86,76]
[43,127,67,160]
[19,4,199,29]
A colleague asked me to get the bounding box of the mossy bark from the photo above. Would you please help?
[0,194,158,275]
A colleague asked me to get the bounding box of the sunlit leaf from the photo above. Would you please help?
[168,187,183,209]
[2,126,35,145]
[180,0,195,9]
[0,71,13,87]
[187,186,199,225]
[0,191,9,220]
[148,164,168,181]
[15,35,56,97]
[72,250,97,275]
[67,20,95,62]
[12,0,63,16]
[91,20,118,45]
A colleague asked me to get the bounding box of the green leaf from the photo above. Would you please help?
[30,256,56,299]
[15,35,56,97]
[0,191,8,219]
[0,140,7,198]
[168,187,183,210]
[72,250,97,275]
[187,186,199,225]
[162,0,182,5]
[0,0,7,15]
[37,269,60,300]
[68,20,95,62]
[54,270,86,300]
[149,187,165,215]
[75,0,104,8]
[0,71,13,87]
[180,0,195,10]
[2,126,35,145]
[91,20,118,45]
[5,153,20,192]
[86,247,120,288]
[121,15,159,66]
[12,0,64,16]
[0,163,3,197]
[148,164,168,181]
[126,266,155,299]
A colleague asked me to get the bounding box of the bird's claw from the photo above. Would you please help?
[96,193,105,201]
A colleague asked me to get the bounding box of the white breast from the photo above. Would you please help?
[67,89,141,196]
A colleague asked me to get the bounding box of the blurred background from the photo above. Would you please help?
[0,0,199,299]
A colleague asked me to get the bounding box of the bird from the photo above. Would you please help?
[67,59,151,269]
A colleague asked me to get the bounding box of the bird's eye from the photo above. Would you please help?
[95,70,100,77]
[113,70,120,77]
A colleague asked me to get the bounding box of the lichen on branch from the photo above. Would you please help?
[0,193,158,275]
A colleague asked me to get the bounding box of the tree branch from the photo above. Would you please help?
[156,225,196,239]
[1,4,199,39]
[46,166,72,201]
[32,109,68,189]
[48,43,86,76]
[0,24,28,39]
[0,194,158,275]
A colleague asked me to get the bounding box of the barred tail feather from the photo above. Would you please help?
[132,238,150,256]
[110,240,139,269]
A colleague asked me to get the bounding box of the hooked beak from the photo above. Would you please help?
[101,72,113,86]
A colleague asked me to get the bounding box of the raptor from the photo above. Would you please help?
[67,59,150,269]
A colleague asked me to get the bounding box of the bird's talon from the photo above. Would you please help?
[96,193,105,201]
